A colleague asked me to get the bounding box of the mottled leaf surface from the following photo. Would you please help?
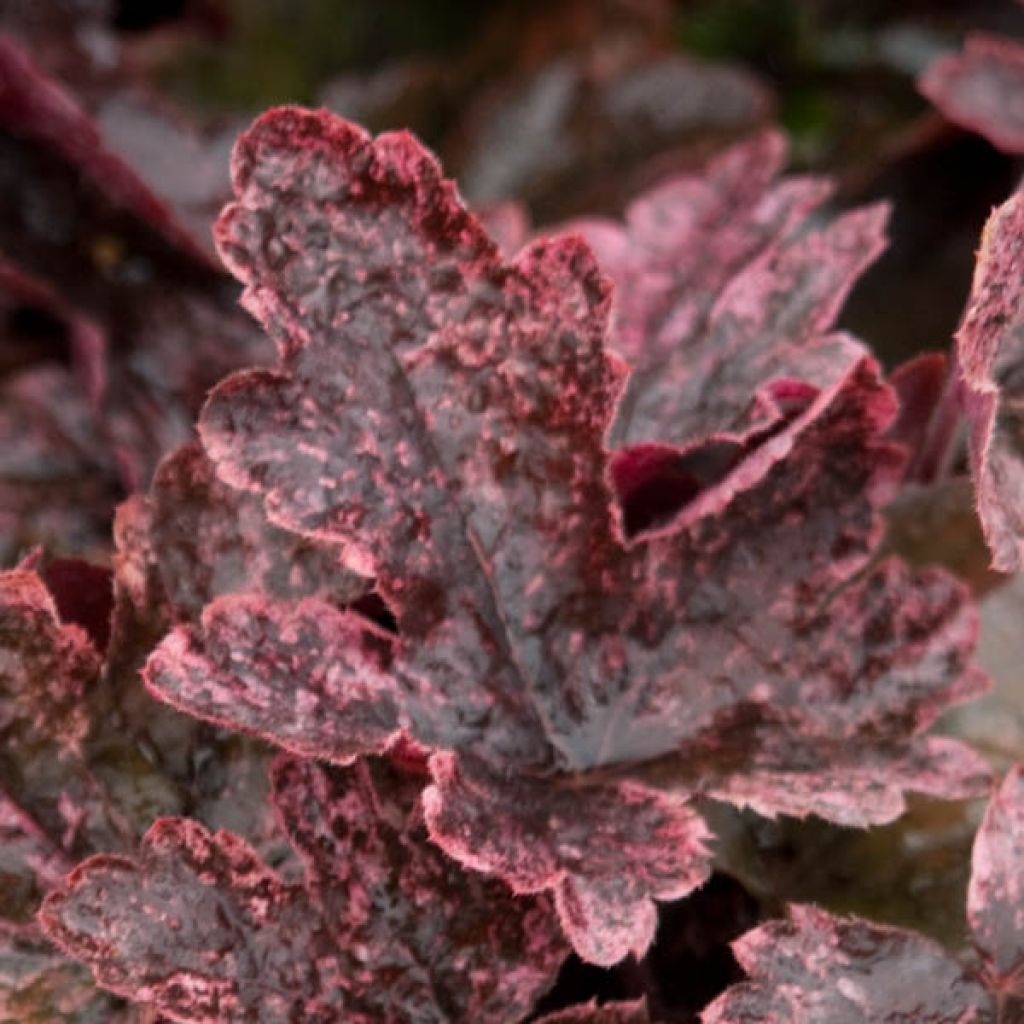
[702,904,994,1023]
[40,757,566,1023]
[562,129,887,520]
[968,765,1024,994]
[0,570,97,756]
[955,186,1024,571]
[39,819,347,1023]
[146,595,403,765]
[145,107,988,964]
[920,33,1024,155]
[535,999,650,1023]
[272,755,566,1020]
[116,441,367,625]
[422,752,709,967]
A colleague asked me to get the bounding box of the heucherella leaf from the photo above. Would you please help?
[271,755,566,1021]
[968,765,1024,996]
[705,765,1024,1021]
[0,571,102,882]
[0,570,98,756]
[143,107,989,965]
[955,186,1024,571]
[115,441,368,625]
[919,33,1024,156]
[422,752,710,966]
[561,130,887,523]
[39,755,565,1023]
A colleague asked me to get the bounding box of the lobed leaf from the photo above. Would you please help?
[272,755,566,1020]
[968,765,1024,994]
[702,904,994,1023]
[39,819,346,1023]
[919,33,1024,156]
[116,441,368,625]
[40,757,566,1023]
[422,752,710,967]
[562,131,887,525]
[955,186,1024,571]
[145,595,403,766]
[144,107,989,964]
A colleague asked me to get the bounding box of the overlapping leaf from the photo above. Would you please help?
[115,441,368,627]
[705,766,1024,1022]
[535,1000,650,1023]
[954,185,1024,571]
[40,754,566,1023]
[920,33,1024,156]
[561,130,887,525]
[140,107,990,964]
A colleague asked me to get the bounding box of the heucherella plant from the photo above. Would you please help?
[3,93,1003,1021]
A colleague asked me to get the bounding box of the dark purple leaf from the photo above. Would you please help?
[422,752,710,967]
[116,441,368,626]
[272,755,566,1020]
[955,185,1024,571]
[701,904,994,1023]
[887,352,955,484]
[143,107,988,964]
[39,756,566,1022]
[968,765,1024,995]
[38,559,113,656]
[39,818,347,1024]
[919,33,1024,156]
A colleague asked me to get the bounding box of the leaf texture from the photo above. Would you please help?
[706,761,1024,1021]
[39,755,565,1023]
[142,106,989,964]
[955,186,1024,571]
[115,441,368,625]
[702,904,994,1023]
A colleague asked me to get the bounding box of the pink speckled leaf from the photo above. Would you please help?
[148,107,990,965]
[422,752,710,968]
[968,765,1024,994]
[535,999,650,1023]
[702,904,994,1023]
[116,441,368,624]
[38,819,351,1023]
[920,33,1024,155]
[564,130,825,368]
[0,570,98,755]
[955,186,1024,571]
[271,755,566,1020]
[144,595,403,765]
[564,130,887,521]
[702,734,991,827]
